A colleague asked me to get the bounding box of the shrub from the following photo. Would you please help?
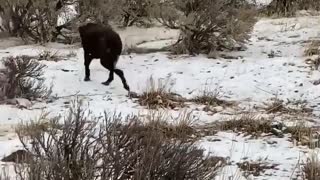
[1,55,51,100]
[150,0,257,55]
[77,0,152,27]
[14,98,225,180]
[0,0,59,43]
[264,0,320,17]
[119,0,152,27]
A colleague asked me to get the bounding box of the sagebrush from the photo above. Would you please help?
[150,0,257,55]
[1,55,51,100]
[263,0,320,17]
[13,98,225,180]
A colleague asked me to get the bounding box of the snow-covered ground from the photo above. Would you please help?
[1,13,320,179]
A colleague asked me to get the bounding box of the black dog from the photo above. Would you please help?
[78,23,130,91]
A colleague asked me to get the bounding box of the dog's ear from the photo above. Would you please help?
[78,26,84,35]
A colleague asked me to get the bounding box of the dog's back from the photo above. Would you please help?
[79,23,122,58]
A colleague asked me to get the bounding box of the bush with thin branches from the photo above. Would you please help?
[13,98,225,180]
[0,0,59,43]
[150,0,257,55]
[1,55,51,100]
[264,0,320,17]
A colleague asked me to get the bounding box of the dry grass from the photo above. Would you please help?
[0,167,10,180]
[136,78,237,111]
[142,110,199,141]
[191,87,235,114]
[218,114,276,138]
[214,112,320,147]
[184,113,279,139]
[137,76,187,109]
[263,98,312,115]
[303,152,320,180]
[305,56,320,71]
[38,50,60,62]
[284,123,320,148]
[304,40,320,70]
[66,51,77,58]
[304,40,320,56]
[237,160,279,177]
[191,89,233,107]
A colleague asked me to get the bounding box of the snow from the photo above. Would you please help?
[199,132,307,180]
[0,14,320,179]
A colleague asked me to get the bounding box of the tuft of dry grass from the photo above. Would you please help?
[38,50,60,62]
[284,123,320,148]
[305,56,320,71]
[66,51,77,58]
[191,89,233,107]
[218,113,276,138]
[304,40,320,70]
[304,40,320,57]
[196,113,281,138]
[263,98,288,113]
[0,166,10,180]
[138,110,200,141]
[263,98,313,115]
[237,160,279,177]
[137,76,187,109]
[303,152,320,180]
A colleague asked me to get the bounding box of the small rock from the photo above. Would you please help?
[128,91,139,98]
[208,51,218,59]
[15,98,32,109]
[288,35,301,38]
[313,79,320,85]
[266,140,278,145]
[61,69,71,72]
[5,99,16,105]
[271,128,284,138]
[214,106,224,112]
[266,38,273,41]
[220,54,240,59]
[208,138,222,142]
